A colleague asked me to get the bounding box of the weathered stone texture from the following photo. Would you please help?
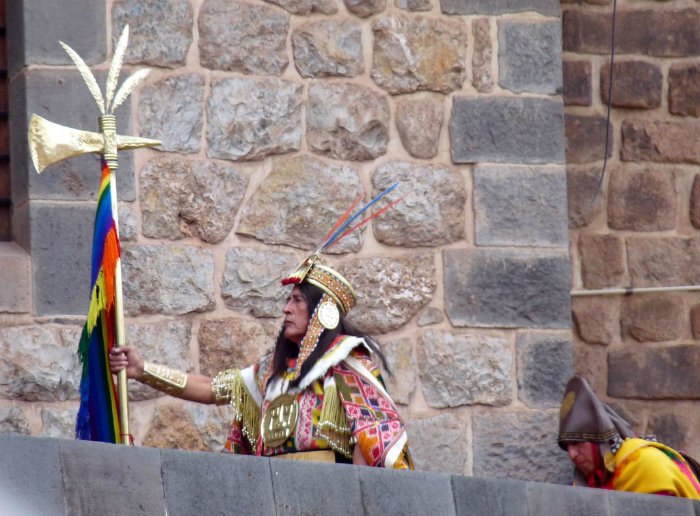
[126,319,194,401]
[405,413,468,474]
[444,249,571,329]
[138,74,205,154]
[565,115,613,164]
[141,157,247,244]
[292,20,362,78]
[627,237,700,288]
[442,0,560,16]
[0,407,30,435]
[621,121,700,164]
[198,0,289,75]
[451,97,565,164]
[113,0,193,67]
[471,18,493,93]
[578,234,624,288]
[563,9,700,57]
[418,330,512,407]
[600,61,662,109]
[371,15,467,94]
[40,407,79,439]
[372,162,466,247]
[0,325,81,401]
[237,155,363,251]
[563,60,592,106]
[118,205,138,242]
[691,175,700,229]
[265,0,337,15]
[381,337,415,405]
[417,306,444,327]
[221,248,298,318]
[474,165,568,247]
[344,0,385,17]
[396,0,431,12]
[621,294,684,342]
[517,334,573,409]
[669,63,700,117]
[207,78,302,161]
[340,254,436,334]
[498,19,562,95]
[198,316,271,377]
[647,406,700,453]
[395,98,444,159]
[692,305,700,340]
[567,166,605,229]
[473,411,570,484]
[608,345,700,399]
[0,244,31,313]
[572,296,619,346]
[607,167,677,231]
[122,245,215,316]
[307,82,389,161]
[144,405,210,451]
[185,404,233,451]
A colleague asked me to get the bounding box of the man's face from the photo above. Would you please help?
[566,441,597,476]
[282,286,310,345]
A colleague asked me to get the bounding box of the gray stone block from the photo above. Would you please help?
[29,203,95,316]
[59,439,165,516]
[608,490,696,516]
[499,19,563,95]
[441,0,559,16]
[450,96,565,164]
[359,467,456,516]
[7,0,106,76]
[444,248,571,328]
[516,332,573,409]
[162,449,275,516]
[270,459,362,516]
[452,476,527,516]
[12,69,136,205]
[526,482,611,516]
[0,434,65,516]
[474,165,568,247]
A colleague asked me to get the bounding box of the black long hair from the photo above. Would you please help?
[272,282,388,384]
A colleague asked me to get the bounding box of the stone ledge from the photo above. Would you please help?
[1,434,698,516]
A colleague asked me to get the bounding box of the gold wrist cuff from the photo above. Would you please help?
[141,362,188,396]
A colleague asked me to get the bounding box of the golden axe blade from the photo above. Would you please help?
[28,113,160,173]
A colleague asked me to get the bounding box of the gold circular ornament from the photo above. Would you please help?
[560,391,575,420]
[604,451,617,473]
[317,301,340,330]
[261,394,299,448]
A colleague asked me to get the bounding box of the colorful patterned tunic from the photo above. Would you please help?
[211,335,414,469]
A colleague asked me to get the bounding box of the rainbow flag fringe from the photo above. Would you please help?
[75,160,122,443]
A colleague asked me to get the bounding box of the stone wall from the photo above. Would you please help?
[563,0,700,456]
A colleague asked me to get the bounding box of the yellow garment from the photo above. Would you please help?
[612,438,700,499]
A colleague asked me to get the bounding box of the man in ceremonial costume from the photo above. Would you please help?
[558,376,700,498]
[110,253,414,469]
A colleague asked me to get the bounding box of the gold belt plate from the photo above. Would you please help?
[261,394,300,448]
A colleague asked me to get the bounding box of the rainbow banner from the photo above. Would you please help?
[75,160,122,443]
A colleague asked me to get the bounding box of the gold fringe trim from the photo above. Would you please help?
[212,369,260,449]
[317,382,352,458]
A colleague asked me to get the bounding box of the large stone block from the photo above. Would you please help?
[620,293,685,342]
[516,332,573,409]
[452,476,528,516]
[198,316,270,376]
[7,0,105,76]
[405,413,468,474]
[565,114,613,164]
[0,407,30,434]
[381,337,416,405]
[600,60,662,109]
[372,161,466,247]
[266,0,338,15]
[418,330,512,407]
[473,411,571,484]
[450,96,565,164]
[112,0,193,67]
[578,233,625,288]
[359,468,457,516]
[567,165,605,229]
[498,19,562,95]
[444,248,571,329]
[526,482,611,516]
[474,165,568,247]
[395,97,444,159]
[627,237,700,288]
[143,405,210,451]
[608,490,695,516]
[571,296,619,346]
[40,406,78,439]
[563,60,592,106]
[60,438,166,516]
[669,63,700,117]
[621,120,700,164]
[162,450,275,516]
[441,0,560,16]
[0,243,31,313]
[647,404,700,454]
[471,18,493,93]
[608,345,700,399]
[292,20,363,78]
[10,70,135,206]
[0,434,65,516]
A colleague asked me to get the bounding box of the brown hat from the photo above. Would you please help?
[558,376,636,451]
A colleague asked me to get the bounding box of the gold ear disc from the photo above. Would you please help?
[318,301,340,330]
[604,451,617,473]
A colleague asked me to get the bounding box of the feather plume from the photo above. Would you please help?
[60,41,105,115]
[112,69,150,111]
[106,25,130,112]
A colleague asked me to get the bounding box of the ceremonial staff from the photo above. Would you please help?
[28,26,159,444]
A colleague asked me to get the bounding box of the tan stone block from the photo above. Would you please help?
[608,166,677,231]
[669,62,700,117]
[0,243,31,313]
[578,234,624,289]
[621,120,700,164]
[143,405,210,451]
[198,316,269,377]
[572,296,619,346]
[627,236,700,287]
[600,60,662,109]
[621,293,684,342]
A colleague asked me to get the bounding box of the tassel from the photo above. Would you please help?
[318,379,352,458]
[214,369,261,449]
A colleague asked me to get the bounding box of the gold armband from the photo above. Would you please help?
[141,362,188,396]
